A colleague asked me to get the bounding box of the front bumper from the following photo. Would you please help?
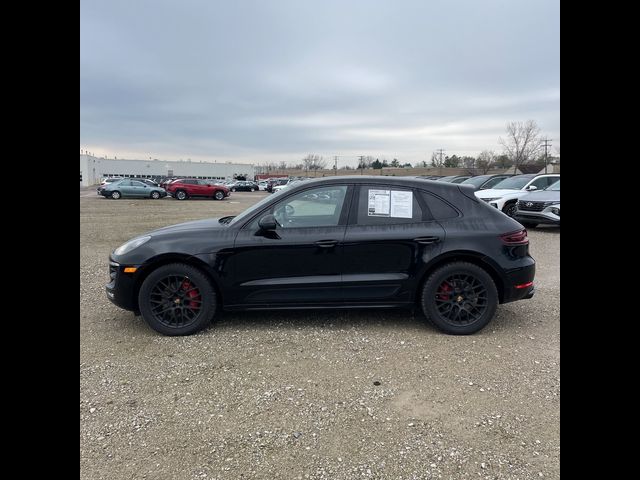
[514,205,560,225]
[105,260,140,311]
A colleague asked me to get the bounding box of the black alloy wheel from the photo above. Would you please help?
[138,263,216,335]
[421,262,498,334]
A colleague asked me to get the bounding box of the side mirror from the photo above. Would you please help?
[258,214,277,231]
[526,185,538,191]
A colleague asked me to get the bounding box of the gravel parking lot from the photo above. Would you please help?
[80,187,559,480]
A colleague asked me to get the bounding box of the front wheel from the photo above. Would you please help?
[231,188,236,192]
[502,202,517,217]
[138,263,217,336]
[214,191,225,200]
[110,191,121,199]
[420,262,498,335]
[175,190,188,200]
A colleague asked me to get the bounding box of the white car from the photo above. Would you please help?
[475,174,559,217]
[257,181,268,191]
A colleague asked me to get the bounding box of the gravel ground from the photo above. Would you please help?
[80,187,560,480]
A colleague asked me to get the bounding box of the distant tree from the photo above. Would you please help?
[382,159,389,167]
[402,163,412,168]
[303,154,326,171]
[419,160,428,167]
[476,150,496,174]
[444,155,461,168]
[431,151,445,168]
[371,159,383,169]
[494,154,513,169]
[390,158,400,167]
[343,165,354,170]
[278,161,289,170]
[499,120,542,174]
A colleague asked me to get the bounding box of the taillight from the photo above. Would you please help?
[500,229,528,245]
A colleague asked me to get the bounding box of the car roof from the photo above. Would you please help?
[283,175,464,192]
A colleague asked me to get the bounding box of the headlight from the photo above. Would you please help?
[482,197,500,202]
[114,236,151,255]
[551,207,560,216]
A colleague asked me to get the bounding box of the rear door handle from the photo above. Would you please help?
[315,240,339,248]
[413,236,440,245]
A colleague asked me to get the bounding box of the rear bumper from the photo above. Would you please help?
[501,260,536,304]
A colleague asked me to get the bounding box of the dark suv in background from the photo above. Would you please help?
[165,178,230,200]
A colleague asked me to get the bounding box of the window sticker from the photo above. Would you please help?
[390,190,413,218]
[368,189,391,216]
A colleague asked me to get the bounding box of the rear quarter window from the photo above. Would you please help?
[420,191,460,220]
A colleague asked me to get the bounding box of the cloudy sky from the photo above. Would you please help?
[80,0,559,167]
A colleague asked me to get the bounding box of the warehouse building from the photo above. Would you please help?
[80,155,255,187]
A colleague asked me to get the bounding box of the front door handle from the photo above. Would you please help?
[413,236,440,245]
[315,240,339,248]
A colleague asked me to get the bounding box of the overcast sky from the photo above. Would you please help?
[80,0,559,167]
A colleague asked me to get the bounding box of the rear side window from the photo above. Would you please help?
[355,186,423,225]
[420,191,459,220]
[482,176,508,189]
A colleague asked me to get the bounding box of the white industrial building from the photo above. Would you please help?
[80,155,255,187]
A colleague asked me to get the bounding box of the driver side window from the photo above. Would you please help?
[253,185,349,229]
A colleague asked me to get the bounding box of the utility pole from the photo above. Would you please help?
[334,156,338,175]
[358,155,364,175]
[541,138,552,174]
[436,149,445,167]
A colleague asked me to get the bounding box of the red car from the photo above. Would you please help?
[166,179,230,200]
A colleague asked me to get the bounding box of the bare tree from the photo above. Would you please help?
[430,152,444,168]
[302,154,326,171]
[278,161,289,170]
[476,150,496,174]
[499,120,542,173]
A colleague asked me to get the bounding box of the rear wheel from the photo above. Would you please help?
[138,263,217,336]
[150,191,161,199]
[502,202,517,217]
[214,191,225,200]
[110,191,121,199]
[231,187,236,192]
[175,190,188,200]
[421,262,498,335]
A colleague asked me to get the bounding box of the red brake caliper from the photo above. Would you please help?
[181,280,201,310]
[437,281,452,300]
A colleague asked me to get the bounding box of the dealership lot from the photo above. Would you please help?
[80,188,559,479]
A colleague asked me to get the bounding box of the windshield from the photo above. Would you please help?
[491,176,533,190]
[228,190,284,226]
[460,176,490,187]
[546,180,560,191]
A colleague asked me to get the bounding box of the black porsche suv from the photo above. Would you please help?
[107,176,535,336]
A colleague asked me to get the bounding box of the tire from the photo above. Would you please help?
[175,190,188,200]
[111,191,121,199]
[502,202,517,217]
[231,188,236,192]
[138,263,217,336]
[150,191,161,199]
[214,190,225,200]
[420,262,498,335]
[520,221,538,228]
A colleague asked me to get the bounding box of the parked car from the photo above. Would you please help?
[436,175,471,183]
[475,174,559,217]
[267,178,289,193]
[165,178,230,200]
[99,177,123,187]
[228,181,259,192]
[514,180,560,227]
[257,181,269,191]
[459,174,513,191]
[138,178,160,187]
[99,179,167,199]
[107,176,535,336]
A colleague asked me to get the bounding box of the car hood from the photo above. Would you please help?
[518,190,560,202]
[475,188,519,199]
[148,218,226,235]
